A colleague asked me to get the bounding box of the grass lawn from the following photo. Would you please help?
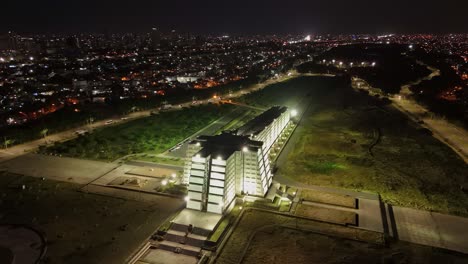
[39,104,233,161]
[277,76,468,216]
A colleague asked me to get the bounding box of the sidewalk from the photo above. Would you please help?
[388,206,468,254]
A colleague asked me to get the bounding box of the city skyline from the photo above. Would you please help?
[0,3,467,263]
[1,0,467,34]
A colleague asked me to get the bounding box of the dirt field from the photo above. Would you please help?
[295,203,357,225]
[215,209,383,264]
[0,153,117,184]
[0,173,183,264]
[242,226,468,264]
[300,189,356,208]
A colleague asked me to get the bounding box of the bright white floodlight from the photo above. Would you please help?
[291,109,298,117]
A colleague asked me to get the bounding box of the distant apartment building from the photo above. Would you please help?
[183,106,290,214]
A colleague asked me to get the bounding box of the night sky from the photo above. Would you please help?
[2,0,467,34]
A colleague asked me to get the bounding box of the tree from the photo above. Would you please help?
[3,137,14,149]
[40,128,49,142]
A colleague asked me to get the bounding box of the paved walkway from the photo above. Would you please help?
[301,198,384,233]
[137,249,198,264]
[173,209,222,231]
[388,206,468,254]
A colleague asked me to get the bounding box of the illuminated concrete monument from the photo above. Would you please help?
[183,106,290,214]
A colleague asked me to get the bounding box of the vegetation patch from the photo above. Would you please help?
[277,76,468,216]
[39,104,233,161]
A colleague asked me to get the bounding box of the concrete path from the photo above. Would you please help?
[299,191,384,234]
[173,209,222,231]
[137,249,197,264]
[388,206,468,254]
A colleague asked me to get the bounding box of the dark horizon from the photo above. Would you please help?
[2,0,467,35]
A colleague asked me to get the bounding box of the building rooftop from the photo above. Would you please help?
[192,132,262,159]
[237,106,288,137]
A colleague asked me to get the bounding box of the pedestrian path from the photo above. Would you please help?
[386,205,468,254]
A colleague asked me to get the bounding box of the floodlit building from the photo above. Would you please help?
[184,106,290,214]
